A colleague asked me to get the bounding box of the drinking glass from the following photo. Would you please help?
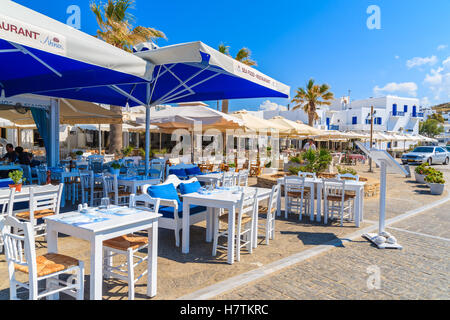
[100,197,110,209]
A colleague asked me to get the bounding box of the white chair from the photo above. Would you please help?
[102,194,159,300]
[337,173,360,182]
[14,184,64,239]
[237,170,249,187]
[258,184,280,245]
[322,178,354,226]
[0,215,84,300]
[144,176,206,247]
[0,188,16,253]
[221,172,236,188]
[212,190,257,262]
[102,173,131,205]
[284,176,310,220]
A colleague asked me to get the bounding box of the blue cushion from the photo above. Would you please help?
[169,168,188,178]
[148,183,181,206]
[179,181,201,195]
[158,204,207,219]
[0,178,14,188]
[185,166,202,176]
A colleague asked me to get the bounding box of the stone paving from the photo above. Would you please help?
[216,201,450,300]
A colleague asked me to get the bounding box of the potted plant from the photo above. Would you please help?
[8,170,26,192]
[109,162,122,175]
[425,171,445,195]
[122,146,134,157]
[414,163,431,184]
[75,150,84,160]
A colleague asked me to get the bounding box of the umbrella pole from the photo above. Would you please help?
[145,105,150,177]
[98,124,102,155]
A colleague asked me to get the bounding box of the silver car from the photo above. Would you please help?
[401,146,449,165]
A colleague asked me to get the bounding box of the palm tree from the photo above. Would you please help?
[90,0,166,155]
[218,43,257,113]
[291,79,334,127]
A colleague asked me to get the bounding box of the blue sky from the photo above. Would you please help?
[13,0,450,111]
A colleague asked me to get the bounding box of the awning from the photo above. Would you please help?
[31,41,290,107]
[0,0,151,99]
[0,95,123,125]
[269,116,324,136]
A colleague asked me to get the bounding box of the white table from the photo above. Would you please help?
[44,208,161,300]
[277,177,366,227]
[181,186,271,264]
[117,177,160,194]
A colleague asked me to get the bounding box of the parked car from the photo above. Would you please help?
[401,146,449,165]
[446,146,450,153]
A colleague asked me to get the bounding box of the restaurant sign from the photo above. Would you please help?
[0,14,66,55]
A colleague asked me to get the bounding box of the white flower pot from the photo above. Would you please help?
[428,183,445,195]
[414,172,425,184]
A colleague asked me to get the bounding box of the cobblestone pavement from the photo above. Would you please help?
[216,202,450,300]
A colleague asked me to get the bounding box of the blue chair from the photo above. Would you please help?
[19,165,38,185]
[185,166,203,178]
[168,168,189,180]
[147,182,207,247]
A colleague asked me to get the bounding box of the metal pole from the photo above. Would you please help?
[379,160,387,234]
[98,124,102,155]
[369,105,374,172]
[145,105,150,177]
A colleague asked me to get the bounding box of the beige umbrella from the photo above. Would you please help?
[269,116,324,136]
[231,111,291,135]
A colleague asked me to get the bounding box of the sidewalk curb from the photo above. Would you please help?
[178,195,450,300]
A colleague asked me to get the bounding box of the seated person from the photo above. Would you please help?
[15,146,31,165]
[28,152,40,167]
[1,143,17,162]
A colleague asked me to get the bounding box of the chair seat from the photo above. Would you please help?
[15,253,79,277]
[219,212,252,225]
[103,234,148,251]
[287,189,310,198]
[258,206,276,214]
[15,209,55,220]
[326,194,356,202]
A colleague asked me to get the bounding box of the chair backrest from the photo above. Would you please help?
[298,171,316,179]
[323,178,346,201]
[284,176,307,196]
[79,170,93,192]
[267,184,281,216]
[36,169,48,185]
[237,170,249,187]
[221,172,236,188]
[0,216,37,283]
[129,193,160,213]
[0,187,15,217]
[337,173,359,182]
[236,190,257,229]
[29,184,64,217]
[102,173,118,204]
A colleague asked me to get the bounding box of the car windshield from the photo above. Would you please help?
[446,146,450,152]
[413,147,434,153]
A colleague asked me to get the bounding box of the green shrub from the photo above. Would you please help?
[122,146,134,157]
[336,166,357,176]
[425,171,445,184]
[110,162,122,169]
[415,163,432,175]
[9,170,25,185]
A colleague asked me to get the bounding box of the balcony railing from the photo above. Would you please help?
[412,112,424,118]
[329,125,339,131]
[390,111,405,117]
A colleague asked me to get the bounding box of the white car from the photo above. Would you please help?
[401,146,449,165]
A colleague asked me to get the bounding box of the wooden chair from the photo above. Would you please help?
[237,169,249,187]
[102,173,131,206]
[14,184,64,239]
[212,190,257,262]
[0,215,84,300]
[284,176,310,220]
[322,178,354,226]
[103,194,159,300]
[258,184,280,245]
[221,172,236,188]
[0,188,16,253]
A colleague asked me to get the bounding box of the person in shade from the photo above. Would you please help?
[303,139,317,151]
[15,146,31,165]
[1,144,17,162]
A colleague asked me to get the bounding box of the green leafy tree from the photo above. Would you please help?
[291,79,334,127]
[419,119,444,137]
[90,0,166,154]
[428,113,445,123]
[218,43,257,113]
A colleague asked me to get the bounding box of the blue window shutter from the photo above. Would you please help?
[404,105,408,112]
[392,104,397,116]
[352,116,357,124]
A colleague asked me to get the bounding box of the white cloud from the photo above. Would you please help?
[373,82,418,97]
[421,97,431,107]
[423,67,450,100]
[437,44,448,51]
[406,55,438,69]
[259,100,287,111]
[395,55,400,60]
